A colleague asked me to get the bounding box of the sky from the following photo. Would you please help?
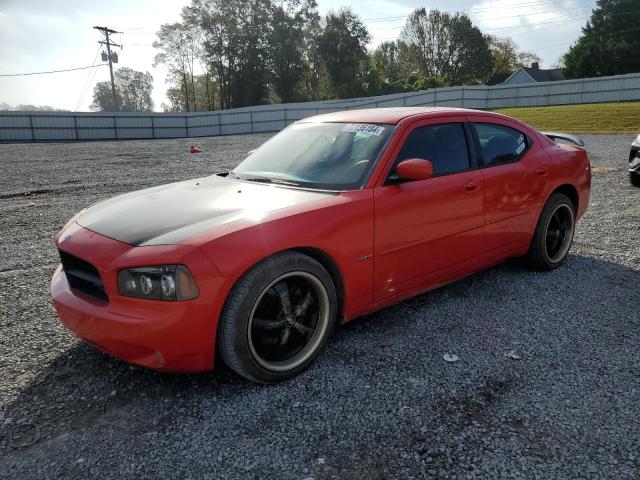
[0,0,595,111]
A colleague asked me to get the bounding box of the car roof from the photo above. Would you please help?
[300,107,491,125]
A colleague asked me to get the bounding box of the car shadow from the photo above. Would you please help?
[1,252,638,466]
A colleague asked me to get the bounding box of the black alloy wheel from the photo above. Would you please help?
[248,271,330,372]
[217,251,337,383]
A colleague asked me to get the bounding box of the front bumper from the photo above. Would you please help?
[51,223,227,372]
[630,141,640,173]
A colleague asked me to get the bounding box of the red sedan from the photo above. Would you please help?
[51,108,591,383]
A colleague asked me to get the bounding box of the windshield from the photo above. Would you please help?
[231,122,394,189]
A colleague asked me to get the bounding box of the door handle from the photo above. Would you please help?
[535,166,549,176]
[465,182,478,192]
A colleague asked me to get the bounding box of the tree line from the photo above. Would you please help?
[150,1,541,112]
[90,0,638,112]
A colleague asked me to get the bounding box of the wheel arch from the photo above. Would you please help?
[549,183,579,213]
[218,246,346,329]
[527,183,579,242]
[290,247,345,323]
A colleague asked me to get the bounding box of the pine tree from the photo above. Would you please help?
[564,0,640,78]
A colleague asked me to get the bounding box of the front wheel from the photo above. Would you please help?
[217,251,337,383]
[524,193,576,271]
[630,171,640,188]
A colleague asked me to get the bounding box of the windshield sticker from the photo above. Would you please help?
[342,124,386,136]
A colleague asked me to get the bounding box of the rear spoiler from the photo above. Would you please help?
[542,131,585,148]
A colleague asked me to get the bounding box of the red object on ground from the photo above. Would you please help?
[190,146,202,153]
[51,107,591,373]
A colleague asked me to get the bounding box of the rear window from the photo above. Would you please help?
[473,123,529,166]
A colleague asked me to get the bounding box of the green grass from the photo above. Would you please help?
[493,102,640,133]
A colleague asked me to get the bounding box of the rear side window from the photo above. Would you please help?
[473,123,528,166]
[395,123,470,176]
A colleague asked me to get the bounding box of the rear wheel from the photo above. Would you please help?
[217,251,337,383]
[524,193,575,271]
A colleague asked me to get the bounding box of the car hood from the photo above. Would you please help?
[76,174,336,246]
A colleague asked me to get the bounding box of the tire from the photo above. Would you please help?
[630,172,640,188]
[524,193,576,271]
[217,251,337,383]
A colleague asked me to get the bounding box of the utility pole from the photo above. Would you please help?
[93,26,120,111]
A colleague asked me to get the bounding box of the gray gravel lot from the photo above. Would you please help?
[0,133,639,479]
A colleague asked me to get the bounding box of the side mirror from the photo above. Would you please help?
[395,158,433,181]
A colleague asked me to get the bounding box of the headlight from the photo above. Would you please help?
[118,265,199,301]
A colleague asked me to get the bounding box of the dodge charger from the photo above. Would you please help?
[51,107,591,383]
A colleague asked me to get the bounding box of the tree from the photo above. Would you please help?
[91,82,121,112]
[563,0,640,78]
[91,68,153,112]
[370,41,402,92]
[269,3,305,102]
[318,8,370,99]
[116,68,154,112]
[398,8,492,85]
[269,0,320,103]
[154,21,201,111]
[366,40,450,94]
[162,73,217,111]
[298,1,323,100]
[194,0,272,109]
[181,4,216,110]
[0,102,66,111]
[231,0,273,107]
[488,36,541,76]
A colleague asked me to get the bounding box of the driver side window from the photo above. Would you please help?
[395,123,471,176]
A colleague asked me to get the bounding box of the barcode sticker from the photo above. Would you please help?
[342,124,386,136]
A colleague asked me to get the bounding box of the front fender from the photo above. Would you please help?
[198,190,375,322]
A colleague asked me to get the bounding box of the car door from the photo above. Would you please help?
[468,118,549,255]
[373,119,485,304]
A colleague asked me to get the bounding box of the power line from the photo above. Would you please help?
[76,65,101,111]
[130,5,601,43]
[116,0,595,33]
[75,47,102,111]
[361,0,595,21]
[483,8,639,35]
[383,5,596,29]
[0,64,107,77]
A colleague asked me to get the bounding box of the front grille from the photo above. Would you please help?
[59,251,108,303]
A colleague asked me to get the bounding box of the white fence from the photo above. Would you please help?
[1,72,639,142]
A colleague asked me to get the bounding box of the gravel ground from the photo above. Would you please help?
[0,133,639,479]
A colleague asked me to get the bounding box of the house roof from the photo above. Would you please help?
[497,66,565,85]
[520,67,564,82]
[487,73,511,86]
